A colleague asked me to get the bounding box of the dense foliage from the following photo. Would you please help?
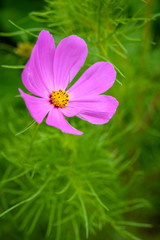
[0,0,160,239]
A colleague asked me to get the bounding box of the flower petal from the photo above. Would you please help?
[68,62,116,99]
[53,35,88,90]
[19,88,51,123]
[22,30,55,98]
[70,95,119,124]
[60,105,81,117]
[46,108,83,135]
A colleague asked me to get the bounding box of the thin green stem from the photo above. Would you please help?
[0,177,51,217]
[27,123,41,156]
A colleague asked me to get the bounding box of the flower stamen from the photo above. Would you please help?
[50,89,70,108]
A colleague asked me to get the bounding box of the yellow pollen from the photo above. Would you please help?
[51,89,70,108]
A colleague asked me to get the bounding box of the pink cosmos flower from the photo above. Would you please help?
[19,30,118,135]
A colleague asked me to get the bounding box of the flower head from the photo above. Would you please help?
[14,42,34,58]
[19,30,118,135]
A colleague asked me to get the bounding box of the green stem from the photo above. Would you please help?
[0,176,51,217]
[27,123,41,156]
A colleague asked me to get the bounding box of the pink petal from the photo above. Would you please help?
[68,62,116,99]
[19,88,52,123]
[22,30,55,98]
[53,35,88,90]
[70,95,119,124]
[46,108,83,135]
[60,105,81,117]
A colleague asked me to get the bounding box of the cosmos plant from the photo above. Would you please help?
[19,30,118,135]
[1,1,157,239]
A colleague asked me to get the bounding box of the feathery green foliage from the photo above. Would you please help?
[0,93,151,240]
[0,0,160,239]
[30,0,160,59]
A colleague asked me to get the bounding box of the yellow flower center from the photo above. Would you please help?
[51,89,70,108]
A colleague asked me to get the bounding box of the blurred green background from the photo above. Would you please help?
[0,0,160,239]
